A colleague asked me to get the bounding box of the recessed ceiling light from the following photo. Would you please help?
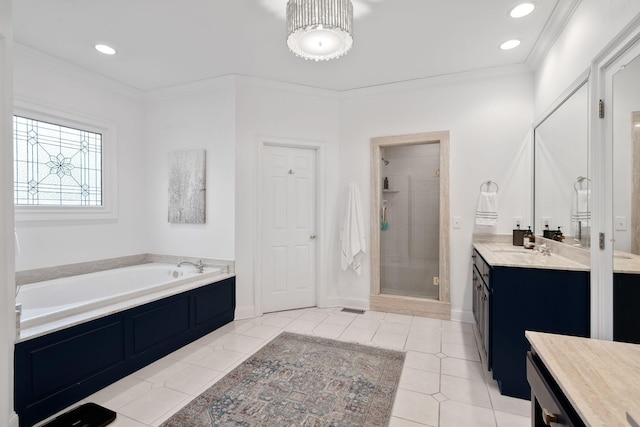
[510,3,535,18]
[95,44,117,55]
[500,39,521,50]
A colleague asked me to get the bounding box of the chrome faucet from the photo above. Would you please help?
[537,243,551,256]
[177,260,204,273]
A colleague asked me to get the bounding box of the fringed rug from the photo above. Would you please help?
[160,332,405,427]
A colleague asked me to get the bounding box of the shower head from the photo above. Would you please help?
[381,157,389,165]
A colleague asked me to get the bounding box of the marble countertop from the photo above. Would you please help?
[614,251,640,275]
[527,331,640,426]
[474,242,589,271]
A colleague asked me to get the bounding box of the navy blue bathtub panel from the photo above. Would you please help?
[31,321,124,400]
[15,276,235,427]
[132,297,190,354]
[193,278,235,328]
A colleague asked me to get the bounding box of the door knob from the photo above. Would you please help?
[310,234,317,239]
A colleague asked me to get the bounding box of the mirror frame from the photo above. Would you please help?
[532,69,590,236]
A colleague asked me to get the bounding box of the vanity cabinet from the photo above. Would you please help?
[527,351,585,426]
[472,248,590,400]
[613,272,640,344]
[472,252,490,362]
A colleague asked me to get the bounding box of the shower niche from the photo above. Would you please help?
[371,131,451,319]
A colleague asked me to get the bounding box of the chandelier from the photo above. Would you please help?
[286,0,354,61]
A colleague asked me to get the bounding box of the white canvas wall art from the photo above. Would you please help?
[168,149,206,224]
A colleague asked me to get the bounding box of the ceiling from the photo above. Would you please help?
[12,0,572,92]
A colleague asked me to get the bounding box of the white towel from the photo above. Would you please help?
[475,191,498,226]
[571,189,591,237]
[340,183,366,275]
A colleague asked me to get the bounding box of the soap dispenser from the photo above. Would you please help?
[553,226,564,242]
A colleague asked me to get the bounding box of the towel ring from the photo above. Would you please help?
[573,176,591,191]
[480,180,499,193]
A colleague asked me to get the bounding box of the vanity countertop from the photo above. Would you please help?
[474,242,589,271]
[614,251,640,275]
[526,331,640,427]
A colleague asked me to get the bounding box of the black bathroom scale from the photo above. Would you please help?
[40,402,116,427]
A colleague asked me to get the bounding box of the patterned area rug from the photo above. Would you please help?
[160,332,405,426]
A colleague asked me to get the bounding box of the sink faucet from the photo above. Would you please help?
[536,243,551,256]
[177,260,204,273]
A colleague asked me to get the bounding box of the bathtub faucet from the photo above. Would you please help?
[177,260,205,273]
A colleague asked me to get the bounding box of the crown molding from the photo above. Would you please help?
[527,0,582,70]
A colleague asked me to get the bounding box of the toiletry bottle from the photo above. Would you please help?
[523,226,531,248]
[529,228,536,245]
[554,226,564,242]
[383,177,389,190]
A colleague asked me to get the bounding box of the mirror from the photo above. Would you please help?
[612,48,640,255]
[533,78,590,247]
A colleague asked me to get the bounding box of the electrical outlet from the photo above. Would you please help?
[452,216,461,229]
[615,216,627,231]
[541,217,552,229]
[513,217,523,229]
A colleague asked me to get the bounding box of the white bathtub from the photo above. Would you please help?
[17,263,222,331]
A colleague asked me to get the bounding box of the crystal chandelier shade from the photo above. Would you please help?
[286,0,354,61]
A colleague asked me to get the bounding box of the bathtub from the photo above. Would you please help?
[16,262,222,331]
[15,263,235,427]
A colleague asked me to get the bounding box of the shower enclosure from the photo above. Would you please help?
[370,131,450,319]
[380,144,440,299]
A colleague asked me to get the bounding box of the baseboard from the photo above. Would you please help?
[451,308,475,324]
[234,305,256,320]
[8,412,19,427]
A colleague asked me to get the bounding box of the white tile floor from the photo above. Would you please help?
[36,307,531,427]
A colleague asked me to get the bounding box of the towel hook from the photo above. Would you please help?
[480,180,499,193]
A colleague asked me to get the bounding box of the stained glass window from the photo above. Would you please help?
[13,116,103,206]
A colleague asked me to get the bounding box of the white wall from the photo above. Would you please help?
[234,78,341,317]
[339,66,534,321]
[13,45,147,271]
[0,0,18,424]
[144,77,236,260]
[534,0,640,116]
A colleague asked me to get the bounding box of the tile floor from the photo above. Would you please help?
[36,307,531,427]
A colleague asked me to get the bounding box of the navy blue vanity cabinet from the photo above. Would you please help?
[15,276,235,427]
[613,272,640,344]
[472,249,590,400]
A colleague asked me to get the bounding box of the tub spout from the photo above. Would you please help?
[177,260,204,273]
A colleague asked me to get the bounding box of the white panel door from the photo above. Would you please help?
[261,145,317,313]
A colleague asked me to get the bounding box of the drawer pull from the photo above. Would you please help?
[472,255,476,259]
[542,408,558,425]
[475,285,481,290]
[482,273,489,277]
[481,295,487,301]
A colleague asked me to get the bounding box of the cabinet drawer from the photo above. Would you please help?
[526,352,584,427]
[473,249,490,284]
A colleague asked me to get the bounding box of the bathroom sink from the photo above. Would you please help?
[492,248,536,254]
